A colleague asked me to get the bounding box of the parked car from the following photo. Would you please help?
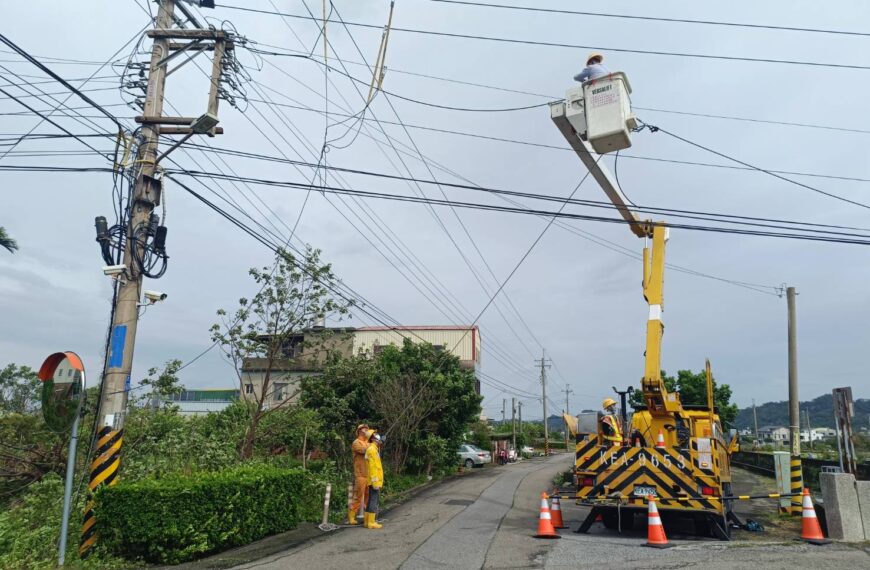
[457,444,491,468]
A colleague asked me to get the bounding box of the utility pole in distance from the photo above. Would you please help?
[502,398,506,425]
[536,349,551,455]
[562,386,573,453]
[518,401,523,449]
[511,397,516,452]
[804,408,813,451]
[81,0,228,558]
[784,285,802,514]
[752,399,760,448]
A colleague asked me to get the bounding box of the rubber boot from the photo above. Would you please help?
[348,509,359,525]
[365,512,383,529]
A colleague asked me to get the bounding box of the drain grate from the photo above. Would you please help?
[444,499,474,506]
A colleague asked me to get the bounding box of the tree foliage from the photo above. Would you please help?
[210,247,354,459]
[629,369,739,427]
[0,363,40,415]
[0,226,17,254]
[302,339,482,476]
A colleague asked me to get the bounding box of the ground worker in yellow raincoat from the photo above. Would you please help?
[364,431,385,529]
[348,423,370,524]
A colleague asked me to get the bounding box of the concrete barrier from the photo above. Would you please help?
[856,480,870,540]
[819,472,865,541]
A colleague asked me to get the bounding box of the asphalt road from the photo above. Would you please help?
[233,455,870,570]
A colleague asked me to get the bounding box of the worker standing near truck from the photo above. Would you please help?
[574,52,610,84]
[348,423,370,525]
[365,431,385,529]
[600,398,623,446]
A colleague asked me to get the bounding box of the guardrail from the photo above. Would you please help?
[732,451,869,490]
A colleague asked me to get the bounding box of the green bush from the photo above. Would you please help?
[95,466,314,564]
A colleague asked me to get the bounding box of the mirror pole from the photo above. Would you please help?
[57,411,80,566]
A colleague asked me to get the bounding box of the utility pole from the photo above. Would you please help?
[804,408,813,451]
[511,397,516,452]
[81,0,227,557]
[785,286,802,514]
[518,401,523,448]
[752,399,760,448]
[562,386,574,453]
[502,398,506,425]
[536,349,551,455]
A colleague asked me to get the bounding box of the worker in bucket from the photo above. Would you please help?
[348,423,370,525]
[574,52,610,84]
[600,398,623,446]
[364,430,385,529]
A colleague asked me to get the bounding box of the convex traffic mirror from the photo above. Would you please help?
[38,352,85,432]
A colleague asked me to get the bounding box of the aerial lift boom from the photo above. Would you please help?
[550,101,681,418]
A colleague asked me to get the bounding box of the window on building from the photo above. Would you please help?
[245,383,254,394]
[274,383,287,402]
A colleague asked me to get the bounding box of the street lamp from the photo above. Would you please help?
[155,112,219,164]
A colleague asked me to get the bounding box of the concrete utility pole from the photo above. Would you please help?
[804,408,813,451]
[511,397,516,452]
[562,386,573,453]
[502,398,506,425]
[785,286,803,514]
[536,349,551,455]
[81,0,227,557]
[752,398,760,447]
[518,401,523,446]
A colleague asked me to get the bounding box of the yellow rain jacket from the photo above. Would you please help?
[365,443,384,490]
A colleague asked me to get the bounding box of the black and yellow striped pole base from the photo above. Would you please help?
[790,456,803,516]
[79,426,122,558]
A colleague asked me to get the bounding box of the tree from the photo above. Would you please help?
[629,369,738,427]
[137,359,184,408]
[210,247,354,459]
[0,227,17,254]
[302,339,482,476]
[0,364,40,415]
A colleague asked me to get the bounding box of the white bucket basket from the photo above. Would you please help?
[566,72,636,154]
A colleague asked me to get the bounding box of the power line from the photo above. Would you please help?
[427,0,870,38]
[220,4,870,71]
[167,169,870,245]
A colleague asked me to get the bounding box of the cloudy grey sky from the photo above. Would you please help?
[1,0,868,419]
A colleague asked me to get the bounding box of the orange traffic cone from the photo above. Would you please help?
[550,491,567,529]
[643,499,673,548]
[655,430,666,449]
[799,488,831,545]
[635,439,641,448]
[534,492,561,539]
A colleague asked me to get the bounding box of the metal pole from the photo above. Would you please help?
[518,401,523,448]
[58,412,80,566]
[786,286,802,514]
[502,398,506,425]
[563,386,573,453]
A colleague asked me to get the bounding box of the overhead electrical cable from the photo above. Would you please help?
[427,0,870,38]
[219,4,870,71]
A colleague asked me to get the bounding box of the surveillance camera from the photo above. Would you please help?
[102,264,126,276]
[143,290,167,304]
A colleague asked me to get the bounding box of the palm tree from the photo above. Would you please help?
[0,226,18,253]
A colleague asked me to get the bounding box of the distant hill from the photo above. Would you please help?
[735,393,870,431]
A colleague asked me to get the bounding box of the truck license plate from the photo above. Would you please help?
[633,486,657,497]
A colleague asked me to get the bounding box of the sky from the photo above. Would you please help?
[1,0,869,420]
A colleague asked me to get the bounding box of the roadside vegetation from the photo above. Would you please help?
[0,248,482,567]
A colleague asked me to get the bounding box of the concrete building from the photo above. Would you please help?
[164,389,239,416]
[758,426,790,443]
[353,325,481,394]
[239,325,482,406]
[240,327,355,409]
[801,427,835,441]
